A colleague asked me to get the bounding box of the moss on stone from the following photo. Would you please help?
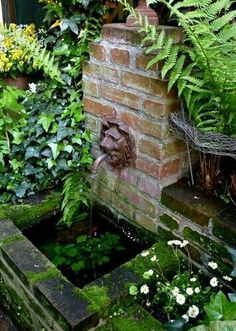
[159,214,179,230]
[0,234,24,246]
[81,285,111,312]
[124,241,178,280]
[0,190,61,230]
[183,227,230,260]
[96,304,163,331]
[157,226,176,241]
[0,281,33,329]
[26,268,65,284]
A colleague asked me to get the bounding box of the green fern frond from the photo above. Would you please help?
[161,46,179,79]
[168,54,186,91]
[206,0,231,17]
[211,10,236,31]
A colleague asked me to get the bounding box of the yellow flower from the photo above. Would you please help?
[23,24,36,36]
[11,49,24,61]
[9,23,17,31]
[3,37,14,48]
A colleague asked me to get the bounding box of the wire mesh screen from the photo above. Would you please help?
[169,112,236,159]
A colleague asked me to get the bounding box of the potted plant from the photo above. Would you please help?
[0,23,61,88]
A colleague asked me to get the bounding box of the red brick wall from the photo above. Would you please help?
[83,23,188,233]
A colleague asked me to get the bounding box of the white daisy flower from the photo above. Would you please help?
[190,277,197,282]
[141,250,149,257]
[210,277,218,287]
[223,276,232,282]
[180,240,189,247]
[208,261,218,270]
[195,287,200,294]
[172,286,180,296]
[151,255,157,262]
[140,284,149,294]
[186,287,194,295]
[176,294,186,305]
[188,305,199,318]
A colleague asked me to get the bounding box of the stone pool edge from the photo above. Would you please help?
[0,218,177,330]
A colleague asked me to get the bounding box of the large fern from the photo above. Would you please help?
[60,171,90,228]
[119,0,236,136]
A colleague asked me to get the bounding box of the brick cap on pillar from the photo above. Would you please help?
[102,23,184,46]
[126,0,159,26]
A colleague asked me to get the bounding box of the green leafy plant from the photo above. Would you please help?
[129,240,233,330]
[119,0,236,136]
[0,23,61,81]
[61,171,91,228]
[36,0,104,226]
[42,232,124,273]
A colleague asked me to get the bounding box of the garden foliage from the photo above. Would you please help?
[119,0,236,136]
[42,232,124,274]
[0,0,103,224]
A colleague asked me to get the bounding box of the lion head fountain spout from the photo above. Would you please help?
[92,119,136,175]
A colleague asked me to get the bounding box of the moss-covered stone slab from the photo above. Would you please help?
[96,304,163,331]
[1,237,54,284]
[161,182,228,227]
[0,190,61,230]
[35,277,97,331]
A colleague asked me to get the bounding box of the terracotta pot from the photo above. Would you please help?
[4,76,29,90]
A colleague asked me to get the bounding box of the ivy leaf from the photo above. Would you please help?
[45,159,56,170]
[48,143,61,160]
[38,114,54,132]
[72,134,82,145]
[12,131,24,145]
[63,145,73,153]
[25,147,40,160]
[15,181,29,198]
[204,291,236,321]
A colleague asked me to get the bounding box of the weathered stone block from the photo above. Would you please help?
[161,182,228,227]
[35,277,97,331]
[1,238,53,284]
[212,208,236,246]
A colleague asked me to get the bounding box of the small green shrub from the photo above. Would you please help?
[42,232,124,273]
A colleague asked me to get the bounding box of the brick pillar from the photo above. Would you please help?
[83,23,187,233]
